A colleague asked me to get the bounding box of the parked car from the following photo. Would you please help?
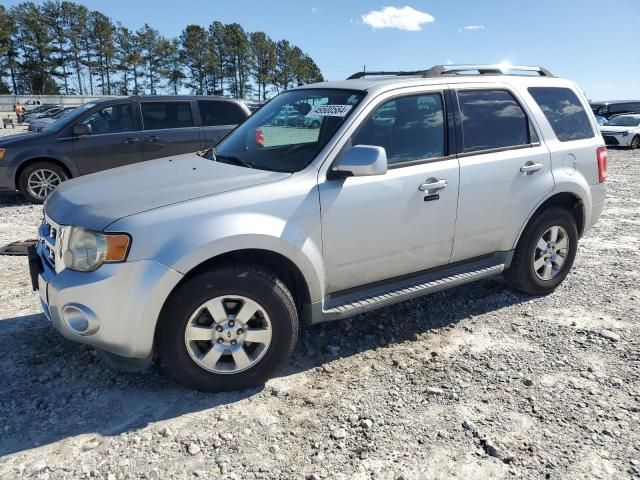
[599,114,640,148]
[21,99,44,112]
[21,104,58,122]
[28,64,606,392]
[590,100,640,119]
[27,107,77,133]
[26,106,64,121]
[0,95,250,203]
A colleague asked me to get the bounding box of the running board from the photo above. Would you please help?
[322,264,505,321]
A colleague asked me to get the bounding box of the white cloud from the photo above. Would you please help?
[462,25,485,31]
[446,59,454,65]
[311,7,318,13]
[361,6,435,31]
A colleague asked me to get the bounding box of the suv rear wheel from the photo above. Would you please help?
[18,161,68,204]
[157,264,299,392]
[505,207,578,295]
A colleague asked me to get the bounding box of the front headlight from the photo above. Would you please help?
[61,227,131,272]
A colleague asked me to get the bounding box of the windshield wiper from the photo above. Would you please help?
[196,146,216,160]
[216,154,255,169]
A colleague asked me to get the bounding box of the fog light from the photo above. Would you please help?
[62,304,99,336]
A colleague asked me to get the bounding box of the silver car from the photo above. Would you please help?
[599,114,640,148]
[29,64,607,392]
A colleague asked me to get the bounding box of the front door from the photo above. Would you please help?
[72,102,142,175]
[140,100,202,160]
[319,90,460,293]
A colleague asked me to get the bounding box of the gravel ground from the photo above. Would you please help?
[0,149,638,480]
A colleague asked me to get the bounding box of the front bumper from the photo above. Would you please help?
[601,133,633,147]
[31,241,183,358]
[0,165,15,192]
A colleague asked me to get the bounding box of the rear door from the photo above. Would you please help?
[140,99,201,160]
[450,85,554,263]
[71,101,143,175]
[198,99,249,148]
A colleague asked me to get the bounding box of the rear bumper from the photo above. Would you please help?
[34,246,183,358]
[586,182,606,233]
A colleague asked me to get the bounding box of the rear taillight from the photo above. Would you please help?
[596,146,608,183]
[255,128,264,147]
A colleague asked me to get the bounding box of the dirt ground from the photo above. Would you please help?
[0,148,638,480]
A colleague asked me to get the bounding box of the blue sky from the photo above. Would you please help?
[6,0,640,100]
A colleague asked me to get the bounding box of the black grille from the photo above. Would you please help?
[603,135,619,145]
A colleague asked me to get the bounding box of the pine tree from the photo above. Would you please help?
[249,31,275,101]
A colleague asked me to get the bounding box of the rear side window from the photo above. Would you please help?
[198,100,247,126]
[457,90,530,152]
[141,102,194,130]
[528,87,594,142]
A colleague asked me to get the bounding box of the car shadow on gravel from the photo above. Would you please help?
[287,276,532,374]
[0,193,29,207]
[0,277,529,457]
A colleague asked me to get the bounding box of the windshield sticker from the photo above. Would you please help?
[306,104,352,117]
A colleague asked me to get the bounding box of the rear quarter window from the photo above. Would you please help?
[528,87,594,142]
[198,100,247,126]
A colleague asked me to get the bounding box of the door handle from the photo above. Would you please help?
[124,137,139,143]
[520,162,543,174]
[145,136,159,143]
[418,179,448,191]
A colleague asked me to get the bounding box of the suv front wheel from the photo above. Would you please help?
[505,207,578,295]
[18,161,68,204]
[157,264,299,392]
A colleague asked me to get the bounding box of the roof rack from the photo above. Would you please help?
[347,64,554,80]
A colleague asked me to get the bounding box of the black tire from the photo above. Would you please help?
[18,161,68,204]
[504,207,578,295]
[157,264,299,392]
[631,135,640,149]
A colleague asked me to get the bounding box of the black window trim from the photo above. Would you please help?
[452,87,541,157]
[140,100,197,131]
[346,89,455,171]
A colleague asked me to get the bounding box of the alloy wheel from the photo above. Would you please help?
[184,295,272,374]
[27,169,62,200]
[532,225,570,281]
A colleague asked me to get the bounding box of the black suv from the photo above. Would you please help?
[0,95,250,203]
[590,100,640,119]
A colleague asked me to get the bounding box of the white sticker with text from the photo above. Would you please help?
[306,104,352,117]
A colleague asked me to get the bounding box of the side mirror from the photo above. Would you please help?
[334,145,387,178]
[73,123,92,136]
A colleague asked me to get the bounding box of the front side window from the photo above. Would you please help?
[213,89,365,172]
[79,103,134,135]
[198,100,247,126]
[352,93,445,165]
[528,87,594,142]
[141,102,194,130]
[457,90,530,152]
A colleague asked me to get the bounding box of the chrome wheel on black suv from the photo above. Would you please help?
[18,161,68,204]
[157,264,298,392]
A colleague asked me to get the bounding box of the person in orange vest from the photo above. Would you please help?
[14,102,25,123]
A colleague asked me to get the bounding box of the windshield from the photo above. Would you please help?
[42,102,98,132]
[604,116,640,127]
[213,89,366,172]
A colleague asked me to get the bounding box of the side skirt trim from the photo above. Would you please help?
[321,263,505,322]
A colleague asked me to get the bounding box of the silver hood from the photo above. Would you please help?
[45,153,290,230]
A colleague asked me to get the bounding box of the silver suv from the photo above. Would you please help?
[29,65,607,392]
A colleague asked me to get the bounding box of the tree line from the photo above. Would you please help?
[0,1,324,100]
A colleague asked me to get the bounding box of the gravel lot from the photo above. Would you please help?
[0,148,638,480]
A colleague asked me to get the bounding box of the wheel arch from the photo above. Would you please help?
[161,248,314,325]
[14,157,73,190]
[514,191,586,249]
